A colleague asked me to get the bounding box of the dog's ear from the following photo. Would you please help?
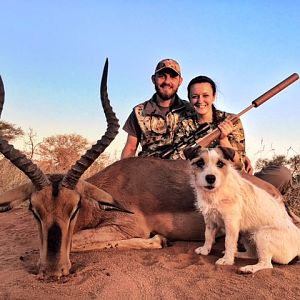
[218,146,235,162]
[184,146,200,160]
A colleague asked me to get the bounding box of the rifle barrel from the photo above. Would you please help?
[235,73,299,121]
[196,73,299,148]
[252,73,299,108]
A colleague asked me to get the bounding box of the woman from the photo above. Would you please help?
[187,75,246,170]
[187,75,292,194]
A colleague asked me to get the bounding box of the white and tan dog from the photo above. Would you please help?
[189,147,300,274]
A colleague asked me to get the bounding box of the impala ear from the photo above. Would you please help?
[218,146,235,162]
[77,180,115,204]
[0,183,34,204]
[0,183,34,212]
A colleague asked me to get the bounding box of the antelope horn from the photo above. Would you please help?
[61,59,119,189]
[0,76,4,118]
[0,76,50,190]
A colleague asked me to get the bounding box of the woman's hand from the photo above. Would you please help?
[217,115,244,170]
[218,118,235,140]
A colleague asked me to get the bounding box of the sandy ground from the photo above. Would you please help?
[1,207,300,300]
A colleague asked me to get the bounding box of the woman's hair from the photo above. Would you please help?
[187,75,217,98]
[187,75,217,121]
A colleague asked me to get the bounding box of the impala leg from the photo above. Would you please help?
[72,227,167,252]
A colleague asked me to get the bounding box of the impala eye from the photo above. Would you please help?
[217,160,225,168]
[196,158,205,169]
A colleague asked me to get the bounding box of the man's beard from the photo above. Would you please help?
[155,84,178,101]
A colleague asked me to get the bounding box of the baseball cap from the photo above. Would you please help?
[154,59,181,76]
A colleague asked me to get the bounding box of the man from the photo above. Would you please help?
[121,59,198,159]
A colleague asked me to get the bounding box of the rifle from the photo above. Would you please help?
[142,73,299,159]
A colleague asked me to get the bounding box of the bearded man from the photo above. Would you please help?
[121,59,198,159]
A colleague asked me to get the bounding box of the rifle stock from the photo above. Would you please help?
[194,73,299,149]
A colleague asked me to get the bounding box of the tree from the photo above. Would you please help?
[255,154,288,170]
[23,128,40,159]
[82,153,112,179]
[0,120,24,141]
[287,155,300,180]
[36,134,89,173]
[0,132,112,193]
[255,153,300,184]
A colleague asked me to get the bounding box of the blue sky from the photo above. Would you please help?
[0,0,299,163]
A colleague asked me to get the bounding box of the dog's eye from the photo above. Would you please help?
[216,160,225,168]
[196,158,205,169]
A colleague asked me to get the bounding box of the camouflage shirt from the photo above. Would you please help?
[123,94,198,158]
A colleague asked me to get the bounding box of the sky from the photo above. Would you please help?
[0,0,299,163]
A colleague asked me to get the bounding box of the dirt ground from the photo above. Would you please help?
[1,207,300,300]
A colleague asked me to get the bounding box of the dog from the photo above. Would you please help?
[188,146,300,274]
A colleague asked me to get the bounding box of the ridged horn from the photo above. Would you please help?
[61,59,119,189]
[0,76,50,190]
[0,76,4,118]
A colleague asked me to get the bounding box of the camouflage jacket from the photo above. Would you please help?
[133,94,198,158]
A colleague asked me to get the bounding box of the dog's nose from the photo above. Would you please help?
[205,174,216,184]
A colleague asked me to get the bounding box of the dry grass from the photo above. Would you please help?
[284,184,300,216]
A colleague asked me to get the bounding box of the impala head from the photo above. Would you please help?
[0,60,120,279]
